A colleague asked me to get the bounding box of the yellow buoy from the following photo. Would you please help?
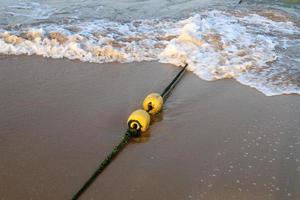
[143,93,164,114]
[127,109,151,132]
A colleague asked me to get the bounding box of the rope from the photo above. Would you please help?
[161,63,188,100]
[72,130,136,200]
[71,63,188,199]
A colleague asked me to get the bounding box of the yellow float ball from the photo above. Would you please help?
[143,93,164,114]
[127,109,151,132]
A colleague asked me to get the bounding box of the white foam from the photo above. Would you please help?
[159,11,300,95]
[0,10,299,96]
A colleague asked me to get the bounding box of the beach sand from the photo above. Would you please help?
[0,55,299,200]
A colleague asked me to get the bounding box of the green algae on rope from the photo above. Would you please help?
[72,129,137,200]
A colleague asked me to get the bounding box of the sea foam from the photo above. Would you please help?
[0,10,299,96]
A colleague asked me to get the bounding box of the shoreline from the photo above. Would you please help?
[0,55,299,199]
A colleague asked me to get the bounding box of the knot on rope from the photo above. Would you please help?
[147,102,153,112]
[127,128,140,138]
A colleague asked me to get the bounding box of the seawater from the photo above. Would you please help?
[0,0,299,96]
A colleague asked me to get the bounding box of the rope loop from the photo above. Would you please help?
[127,119,142,132]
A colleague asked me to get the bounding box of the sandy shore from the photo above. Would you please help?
[0,55,299,200]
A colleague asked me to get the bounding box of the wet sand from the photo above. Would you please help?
[0,55,299,200]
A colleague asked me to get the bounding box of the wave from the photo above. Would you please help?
[0,10,299,96]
